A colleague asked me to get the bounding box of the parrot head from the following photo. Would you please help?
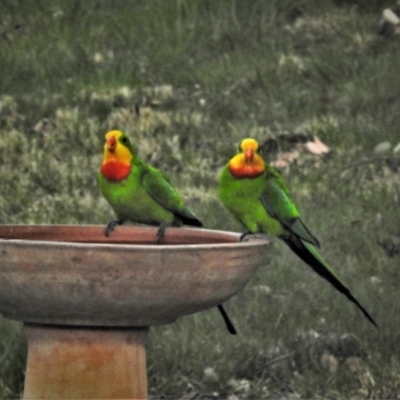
[102,130,135,163]
[228,138,265,178]
[100,130,134,181]
[239,138,261,162]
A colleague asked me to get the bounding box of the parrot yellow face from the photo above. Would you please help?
[100,130,133,181]
[228,138,265,178]
[102,130,133,163]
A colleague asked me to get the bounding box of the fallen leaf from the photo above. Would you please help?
[373,141,391,155]
[271,150,301,168]
[302,136,330,156]
[320,353,338,374]
[393,142,400,153]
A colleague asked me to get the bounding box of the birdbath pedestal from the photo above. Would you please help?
[0,225,269,399]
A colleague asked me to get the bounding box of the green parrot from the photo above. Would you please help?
[98,130,237,335]
[219,138,377,328]
[98,130,202,240]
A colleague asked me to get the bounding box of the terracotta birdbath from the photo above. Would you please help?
[0,225,269,399]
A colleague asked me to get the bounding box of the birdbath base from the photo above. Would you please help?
[23,323,148,400]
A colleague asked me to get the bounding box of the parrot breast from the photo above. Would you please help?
[100,160,131,181]
[228,154,265,178]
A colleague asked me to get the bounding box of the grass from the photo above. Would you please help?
[1,0,400,398]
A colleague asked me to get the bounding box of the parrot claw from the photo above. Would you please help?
[239,232,269,242]
[104,219,123,237]
[156,222,170,244]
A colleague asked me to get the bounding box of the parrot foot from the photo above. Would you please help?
[239,232,269,242]
[156,222,170,244]
[104,219,124,237]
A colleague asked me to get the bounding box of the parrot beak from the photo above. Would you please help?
[244,149,254,162]
[106,136,117,152]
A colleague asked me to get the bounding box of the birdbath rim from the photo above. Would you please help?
[0,224,266,249]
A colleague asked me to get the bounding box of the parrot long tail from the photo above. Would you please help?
[283,236,378,328]
[217,304,237,335]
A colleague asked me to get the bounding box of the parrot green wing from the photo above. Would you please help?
[142,165,202,226]
[260,167,320,248]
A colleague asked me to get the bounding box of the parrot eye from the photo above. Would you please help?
[121,136,128,144]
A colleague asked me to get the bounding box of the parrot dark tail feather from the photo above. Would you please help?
[217,304,237,335]
[283,237,378,329]
[179,215,203,227]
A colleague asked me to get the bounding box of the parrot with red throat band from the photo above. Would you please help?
[98,130,202,240]
[98,130,237,335]
[219,138,378,328]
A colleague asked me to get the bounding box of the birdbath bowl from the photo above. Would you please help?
[0,225,269,399]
